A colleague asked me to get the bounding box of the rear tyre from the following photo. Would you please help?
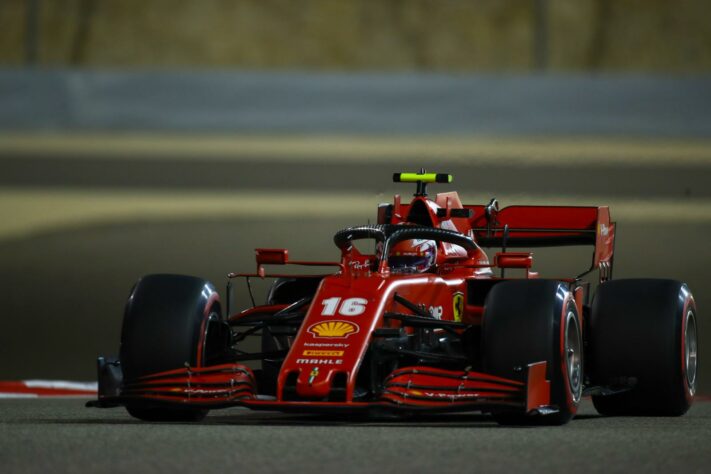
[120,274,226,422]
[483,280,583,425]
[590,279,697,416]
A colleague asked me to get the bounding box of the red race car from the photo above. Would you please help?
[90,172,698,425]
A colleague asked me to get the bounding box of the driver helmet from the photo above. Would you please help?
[388,239,437,274]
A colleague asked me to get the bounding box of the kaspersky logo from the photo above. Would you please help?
[307,320,359,338]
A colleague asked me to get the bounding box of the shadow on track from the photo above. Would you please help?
[24,409,606,428]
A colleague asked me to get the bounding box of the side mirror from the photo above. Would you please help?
[256,248,288,277]
[255,248,289,265]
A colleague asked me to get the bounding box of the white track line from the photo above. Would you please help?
[0,380,97,398]
[22,380,98,391]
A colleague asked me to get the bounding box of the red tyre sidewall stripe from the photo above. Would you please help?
[196,291,221,368]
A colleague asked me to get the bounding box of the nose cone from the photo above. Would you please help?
[279,274,390,401]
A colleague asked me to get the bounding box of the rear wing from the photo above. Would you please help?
[468,204,615,279]
[378,194,616,281]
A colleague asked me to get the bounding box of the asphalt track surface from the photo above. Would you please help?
[2,398,711,474]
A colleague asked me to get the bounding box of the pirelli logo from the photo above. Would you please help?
[302,350,344,357]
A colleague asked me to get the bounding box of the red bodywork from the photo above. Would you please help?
[102,188,615,416]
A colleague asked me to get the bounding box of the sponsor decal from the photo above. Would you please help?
[296,359,344,365]
[424,392,473,399]
[303,342,350,348]
[453,292,464,323]
[349,260,371,271]
[599,223,609,237]
[428,305,443,320]
[302,350,344,357]
[308,320,359,338]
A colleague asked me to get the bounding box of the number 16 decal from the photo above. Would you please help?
[321,297,368,316]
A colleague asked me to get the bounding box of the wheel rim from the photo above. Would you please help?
[685,309,698,396]
[565,310,583,403]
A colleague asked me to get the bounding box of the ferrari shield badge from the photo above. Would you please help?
[308,367,319,385]
[453,292,464,322]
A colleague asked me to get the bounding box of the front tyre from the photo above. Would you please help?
[483,280,583,425]
[120,274,227,422]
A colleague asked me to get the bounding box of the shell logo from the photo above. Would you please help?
[308,320,359,338]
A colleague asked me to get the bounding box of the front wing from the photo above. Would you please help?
[89,361,554,416]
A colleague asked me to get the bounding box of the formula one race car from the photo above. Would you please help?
[90,172,698,425]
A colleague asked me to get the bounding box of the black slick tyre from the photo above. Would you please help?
[120,274,225,422]
[482,280,583,425]
[590,279,698,416]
